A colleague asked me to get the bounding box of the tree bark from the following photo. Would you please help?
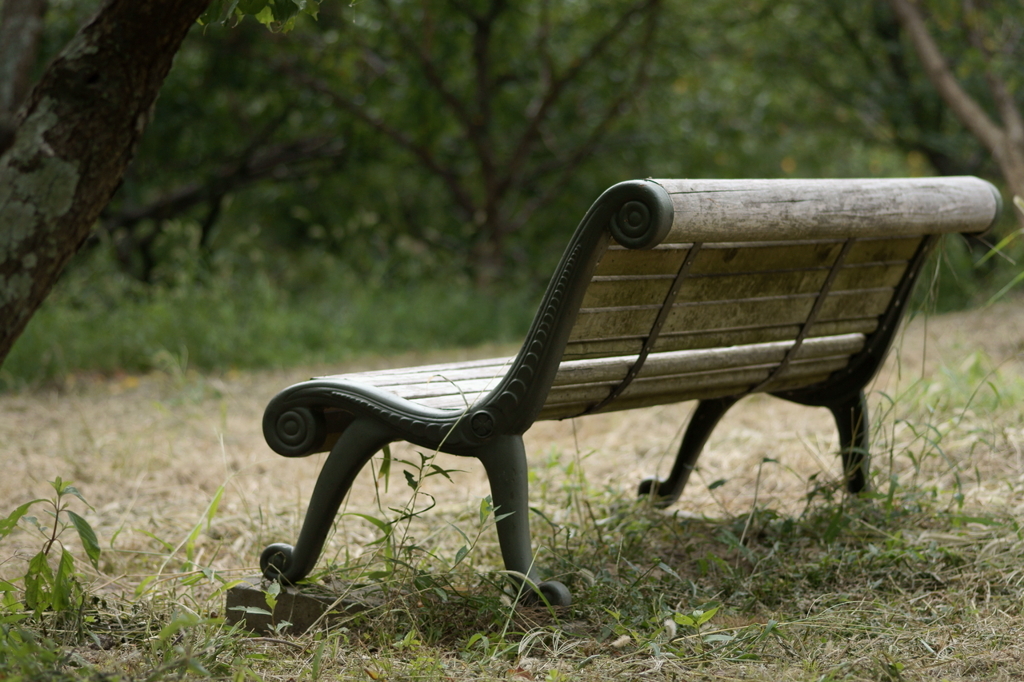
[886,0,1024,224]
[0,0,211,365]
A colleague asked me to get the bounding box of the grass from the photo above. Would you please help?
[0,250,539,390]
[1,305,1023,680]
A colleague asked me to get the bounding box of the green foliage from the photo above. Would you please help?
[1,245,538,388]
[200,0,320,31]
[0,478,100,622]
[0,626,71,682]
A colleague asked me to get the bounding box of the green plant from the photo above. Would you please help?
[0,478,101,621]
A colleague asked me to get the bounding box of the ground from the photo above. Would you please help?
[1,301,1023,680]
[4,302,1022,552]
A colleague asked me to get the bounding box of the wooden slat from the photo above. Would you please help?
[569,306,660,341]
[831,262,907,290]
[844,237,922,264]
[543,355,851,409]
[341,359,514,388]
[563,317,879,360]
[654,177,998,243]
[415,393,490,410]
[537,371,837,420]
[690,241,844,275]
[322,356,513,382]
[592,245,690,277]
[552,333,864,387]
[660,294,817,334]
[581,261,908,310]
[383,377,507,402]
[562,338,646,360]
[658,288,892,332]
[815,288,893,321]
[581,278,674,308]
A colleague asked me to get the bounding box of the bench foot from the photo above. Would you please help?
[828,391,870,494]
[261,543,297,580]
[532,580,572,607]
[639,397,739,508]
[478,435,571,605]
[262,418,395,584]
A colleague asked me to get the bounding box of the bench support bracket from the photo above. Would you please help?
[638,396,740,507]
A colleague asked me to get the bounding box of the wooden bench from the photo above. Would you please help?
[259,177,1001,605]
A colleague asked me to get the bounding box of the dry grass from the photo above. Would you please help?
[1,302,1023,680]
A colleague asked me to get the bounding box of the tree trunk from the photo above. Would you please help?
[0,0,211,365]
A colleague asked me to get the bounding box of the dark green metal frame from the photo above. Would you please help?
[259,179,993,606]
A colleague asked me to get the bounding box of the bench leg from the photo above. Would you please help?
[828,391,870,494]
[261,418,394,584]
[638,396,739,508]
[477,435,571,606]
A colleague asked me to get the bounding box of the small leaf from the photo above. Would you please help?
[656,562,681,580]
[264,582,279,610]
[343,512,392,535]
[0,500,43,540]
[229,606,273,616]
[254,5,274,25]
[237,0,267,13]
[205,485,225,530]
[479,495,494,524]
[67,511,101,569]
[135,575,157,598]
[379,444,392,492]
[696,605,720,625]
[270,0,300,22]
[673,613,695,627]
[427,464,453,481]
[404,469,418,491]
[25,551,53,612]
[199,0,239,24]
[159,613,203,641]
[52,549,76,612]
[985,270,1024,307]
[62,485,90,508]
[187,659,212,676]
[454,545,469,565]
[708,479,727,490]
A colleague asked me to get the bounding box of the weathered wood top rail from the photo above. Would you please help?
[657,177,999,242]
[253,176,1001,608]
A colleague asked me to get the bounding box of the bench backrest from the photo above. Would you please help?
[505,178,1001,424]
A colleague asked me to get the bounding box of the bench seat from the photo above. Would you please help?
[321,332,865,416]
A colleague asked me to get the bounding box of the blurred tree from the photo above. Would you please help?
[298,0,662,283]
[0,0,319,365]
[0,0,48,150]
[886,0,1023,226]
[724,0,988,177]
[99,0,664,285]
[736,0,1020,207]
